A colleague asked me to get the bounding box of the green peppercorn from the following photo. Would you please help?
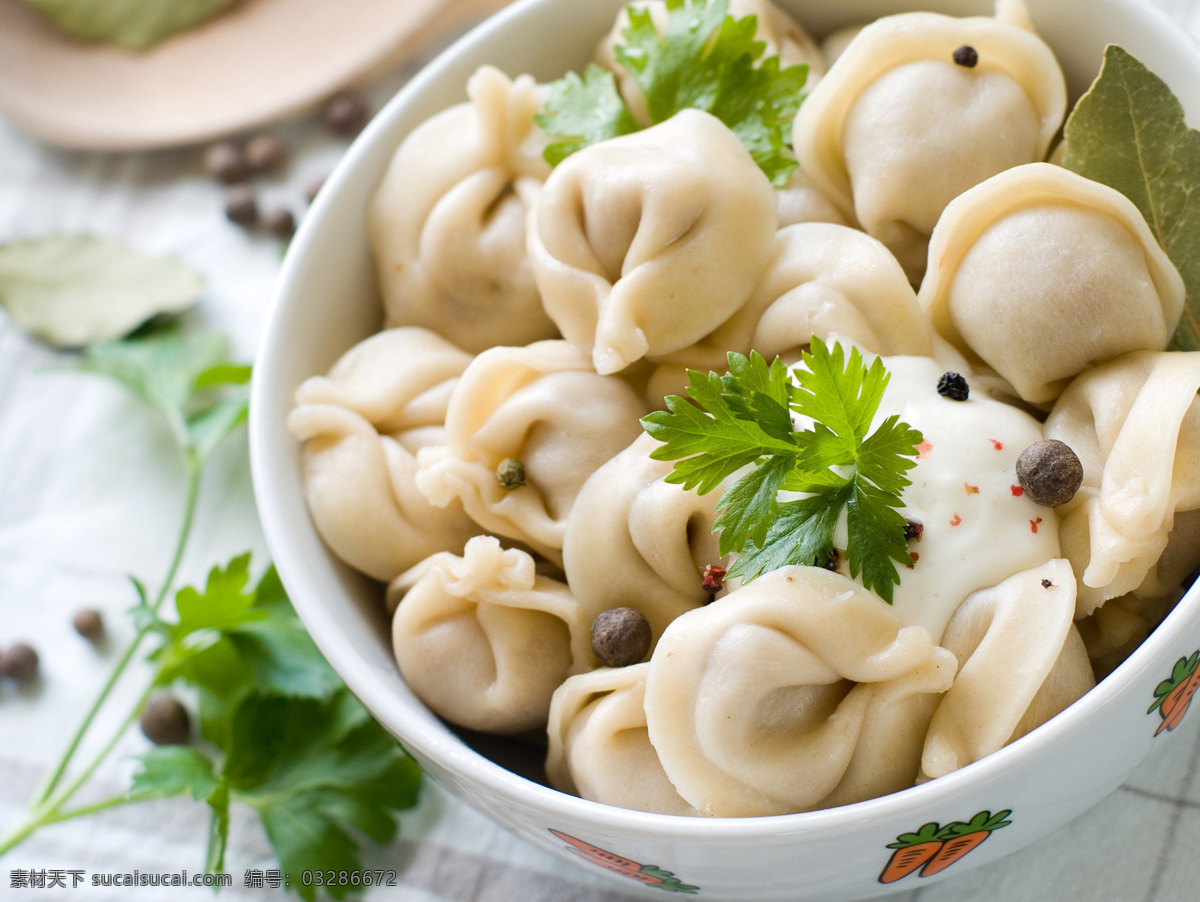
[496,457,526,490]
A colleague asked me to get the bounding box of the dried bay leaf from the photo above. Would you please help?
[22,0,237,51]
[0,235,204,348]
[1062,45,1200,351]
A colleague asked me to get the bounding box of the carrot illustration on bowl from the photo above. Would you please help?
[550,829,700,894]
[879,809,1012,884]
[1148,650,1200,736]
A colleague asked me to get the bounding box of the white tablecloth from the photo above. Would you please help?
[3,2,1200,899]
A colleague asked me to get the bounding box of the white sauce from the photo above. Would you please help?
[778,354,1060,642]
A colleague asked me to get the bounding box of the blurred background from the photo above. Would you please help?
[2,1,1200,900]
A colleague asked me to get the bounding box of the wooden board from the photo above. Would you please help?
[0,0,510,150]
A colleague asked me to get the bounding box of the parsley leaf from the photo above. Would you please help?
[535,0,809,186]
[130,555,419,898]
[641,338,923,602]
[226,691,422,900]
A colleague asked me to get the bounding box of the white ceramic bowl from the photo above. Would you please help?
[250,1,1200,899]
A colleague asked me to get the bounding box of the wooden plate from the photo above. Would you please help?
[0,0,509,151]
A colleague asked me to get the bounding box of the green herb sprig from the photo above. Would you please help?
[641,338,923,603]
[535,0,809,186]
[0,323,420,899]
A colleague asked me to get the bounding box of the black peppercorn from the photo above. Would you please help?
[821,548,841,571]
[244,134,287,174]
[937,371,970,401]
[224,185,258,227]
[261,208,296,239]
[304,176,327,204]
[590,608,652,668]
[496,457,526,490]
[0,643,38,684]
[903,518,924,541]
[203,141,248,184]
[1016,439,1084,508]
[73,608,104,641]
[140,693,191,746]
[953,45,979,68]
[324,91,369,137]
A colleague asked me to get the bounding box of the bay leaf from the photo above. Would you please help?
[1062,44,1200,351]
[23,0,237,51]
[0,235,204,348]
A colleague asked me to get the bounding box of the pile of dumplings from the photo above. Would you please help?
[287,0,1200,817]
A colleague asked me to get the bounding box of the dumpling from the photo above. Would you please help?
[546,664,699,816]
[415,340,648,564]
[643,566,956,817]
[593,0,825,126]
[528,109,778,375]
[287,328,478,582]
[793,1,1066,281]
[368,65,559,352]
[390,536,592,734]
[1042,351,1200,617]
[656,223,932,373]
[775,166,849,229]
[562,432,724,644]
[920,165,1184,406]
[921,559,1094,778]
[825,354,1060,643]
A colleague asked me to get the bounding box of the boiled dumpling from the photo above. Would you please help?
[546,664,699,816]
[657,223,932,373]
[921,559,1094,778]
[920,164,1185,406]
[390,536,592,733]
[593,0,825,126]
[287,328,478,582]
[415,341,648,564]
[793,1,1065,281]
[368,65,559,352]
[775,166,850,228]
[1042,350,1200,616]
[644,566,956,816]
[528,109,778,375]
[562,432,724,644]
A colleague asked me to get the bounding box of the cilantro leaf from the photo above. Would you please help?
[535,64,641,165]
[642,337,923,602]
[537,0,808,186]
[1062,45,1200,350]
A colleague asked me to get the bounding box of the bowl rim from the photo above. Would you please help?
[251,0,1200,842]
